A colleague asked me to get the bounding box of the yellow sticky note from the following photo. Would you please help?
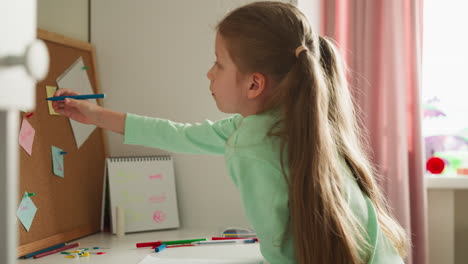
[46,86,59,115]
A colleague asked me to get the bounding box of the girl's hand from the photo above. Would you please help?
[52,88,100,125]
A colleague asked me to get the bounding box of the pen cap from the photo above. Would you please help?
[155,244,167,252]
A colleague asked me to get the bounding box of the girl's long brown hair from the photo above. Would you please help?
[217,2,409,263]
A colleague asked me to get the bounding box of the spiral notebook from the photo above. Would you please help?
[105,156,180,234]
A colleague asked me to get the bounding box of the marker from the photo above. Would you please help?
[192,238,256,246]
[155,244,166,253]
[23,243,66,258]
[136,241,162,248]
[211,237,258,241]
[33,242,80,259]
[45,94,105,101]
[212,237,258,242]
[161,238,206,246]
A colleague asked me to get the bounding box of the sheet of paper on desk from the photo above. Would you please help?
[56,56,96,149]
[138,255,263,264]
[137,239,264,264]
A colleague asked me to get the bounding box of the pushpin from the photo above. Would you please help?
[26,192,36,197]
[26,113,34,118]
[60,151,67,155]
[82,66,89,70]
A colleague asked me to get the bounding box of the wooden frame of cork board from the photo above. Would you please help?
[17,29,109,256]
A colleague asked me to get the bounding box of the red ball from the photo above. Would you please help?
[426,157,445,174]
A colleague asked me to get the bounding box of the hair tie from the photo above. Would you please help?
[295,45,309,58]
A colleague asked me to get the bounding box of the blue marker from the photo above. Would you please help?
[45,93,105,101]
[155,244,166,253]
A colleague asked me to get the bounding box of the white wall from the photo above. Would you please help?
[296,0,321,34]
[37,0,89,42]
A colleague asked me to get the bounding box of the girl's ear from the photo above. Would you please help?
[247,72,266,100]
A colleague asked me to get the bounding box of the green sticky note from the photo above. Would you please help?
[51,146,64,177]
[17,192,38,232]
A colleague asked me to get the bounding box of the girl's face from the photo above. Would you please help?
[206,33,250,114]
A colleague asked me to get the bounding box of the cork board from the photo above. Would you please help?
[17,29,108,256]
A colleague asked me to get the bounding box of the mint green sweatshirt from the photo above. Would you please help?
[124,112,404,264]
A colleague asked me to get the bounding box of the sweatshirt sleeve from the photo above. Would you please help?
[124,113,242,155]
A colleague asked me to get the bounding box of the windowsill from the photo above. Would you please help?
[425,174,468,189]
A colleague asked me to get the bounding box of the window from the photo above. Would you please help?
[422,1,468,175]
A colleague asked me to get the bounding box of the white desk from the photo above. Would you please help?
[18,228,263,264]
[426,175,468,264]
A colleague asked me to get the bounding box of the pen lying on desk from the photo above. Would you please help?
[192,238,257,246]
[212,237,258,242]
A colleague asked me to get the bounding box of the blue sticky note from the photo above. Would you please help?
[51,146,64,177]
[17,192,38,232]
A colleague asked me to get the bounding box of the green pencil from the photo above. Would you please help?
[161,238,206,245]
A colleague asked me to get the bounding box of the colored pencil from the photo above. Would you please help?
[33,242,80,259]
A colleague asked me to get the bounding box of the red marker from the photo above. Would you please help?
[212,237,258,242]
[136,241,162,248]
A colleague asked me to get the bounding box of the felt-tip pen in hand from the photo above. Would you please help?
[45,94,105,101]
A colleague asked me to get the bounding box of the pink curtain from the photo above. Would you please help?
[322,1,427,264]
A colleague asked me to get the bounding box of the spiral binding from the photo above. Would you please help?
[108,156,171,162]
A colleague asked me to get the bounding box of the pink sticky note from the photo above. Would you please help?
[19,119,35,156]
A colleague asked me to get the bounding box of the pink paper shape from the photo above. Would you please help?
[19,119,35,156]
[152,211,167,223]
[148,193,166,203]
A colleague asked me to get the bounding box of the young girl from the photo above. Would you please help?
[53,2,408,263]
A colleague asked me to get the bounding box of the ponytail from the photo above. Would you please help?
[275,36,371,264]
